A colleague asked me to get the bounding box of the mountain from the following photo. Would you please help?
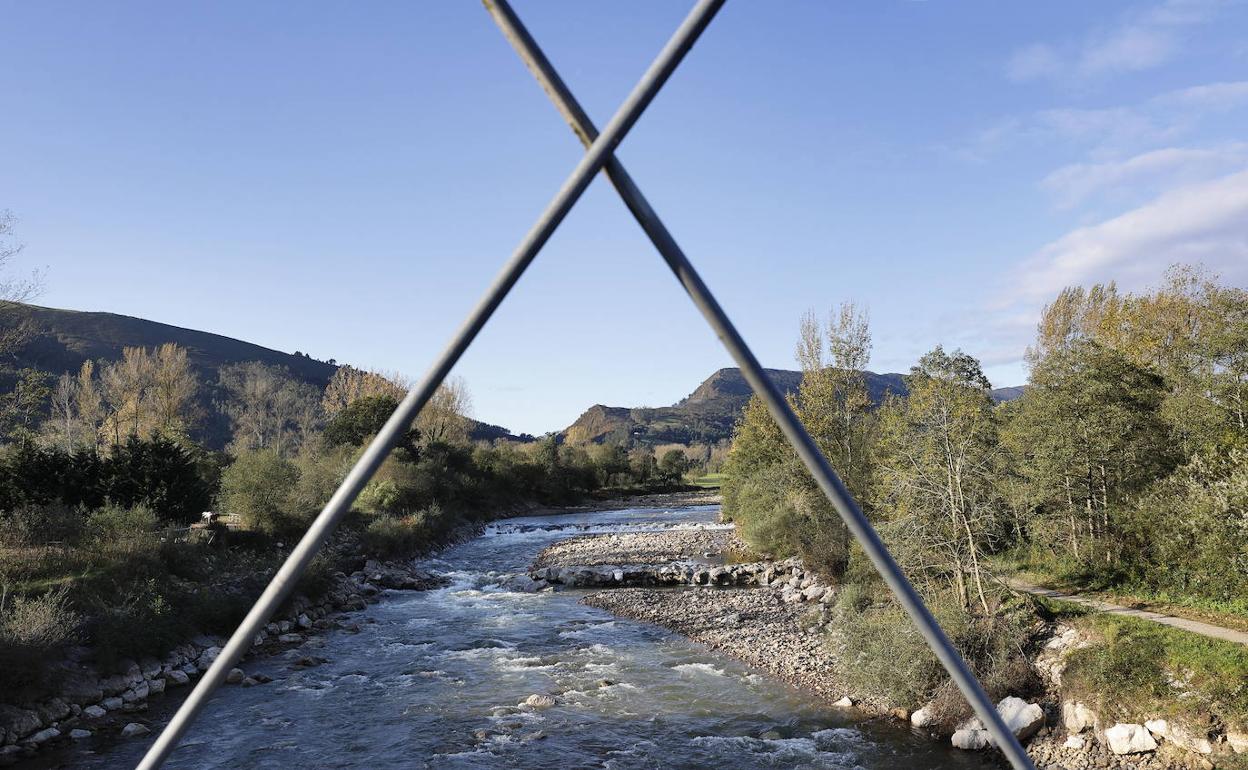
[562,367,1024,446]
[2,303,529,447]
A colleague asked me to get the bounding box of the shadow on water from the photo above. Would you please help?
[27,506,996,769]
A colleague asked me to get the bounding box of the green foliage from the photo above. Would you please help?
[87,503,158,544]
[323,394,419,455]
[219,449,301,535]
[361,504,448,559]
[658,448,690,483]
[1063,613,1248,724]
[831,580,1036,721]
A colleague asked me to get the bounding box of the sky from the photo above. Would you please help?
[3,1,1247,435]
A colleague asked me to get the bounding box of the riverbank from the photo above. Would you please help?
[543,526,1248,769]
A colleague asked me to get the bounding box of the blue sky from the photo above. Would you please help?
[3,1,1247,435]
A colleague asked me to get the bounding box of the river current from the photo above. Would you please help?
[42,505,993,769]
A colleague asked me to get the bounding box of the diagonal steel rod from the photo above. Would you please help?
[135,1,724,766]
[482,3,1035,768]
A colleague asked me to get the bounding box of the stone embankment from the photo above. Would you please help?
[0,560,445,766]
[536,530,1247,769]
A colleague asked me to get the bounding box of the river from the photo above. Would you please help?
[36,505,993,769]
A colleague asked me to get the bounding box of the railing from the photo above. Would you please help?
[136,4,1036,769]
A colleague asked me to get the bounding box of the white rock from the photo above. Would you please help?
[1063,735,1085,750]
[297,614,312,630]
[165,670,190,686]
[29,727,60,744]
[952,728,990,750]
[121,722,150,738]
[225,668,245,685]
[1104,723,1158,755]
[70,728,92,740]
[83,705,107,719]
[196,646,221,671]
[996,697,1045,741]
[1228,731,1248,754]
[522,694,556,710]
[1062,701,1096,734]
[1167,722,1213,754]
[833,696,854,708]
[1145,718,1169,738]
[802,585,826,602]
[101,696,124,711]
[911,707,935,728]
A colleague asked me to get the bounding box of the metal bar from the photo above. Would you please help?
[135,2,724,766]
[482,3,1036,768]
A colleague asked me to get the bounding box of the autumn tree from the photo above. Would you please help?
[218,361,320,457]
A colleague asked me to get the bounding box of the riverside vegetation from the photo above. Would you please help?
[722,264,1248,765]
[0,346,697,725]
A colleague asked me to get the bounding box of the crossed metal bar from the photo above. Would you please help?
[139,2,1035,768]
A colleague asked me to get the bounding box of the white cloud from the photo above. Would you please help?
[1040,143,1248,208]
[1007,0,1224,82]
[1015,167,1248,302]
[1152,80,1248,110]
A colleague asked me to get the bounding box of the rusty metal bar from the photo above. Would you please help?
[135,1,724,766]
[482,2,1036,768]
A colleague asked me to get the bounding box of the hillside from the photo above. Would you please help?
[1,303,528,447]
[563,367,1023,446]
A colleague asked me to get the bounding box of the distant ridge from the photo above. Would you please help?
[2,303,529,447]
[562,367,1023,446]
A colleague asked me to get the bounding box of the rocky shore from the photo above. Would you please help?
[0,558,446,766]
[541,525,1243,769]
[532,527,740,569]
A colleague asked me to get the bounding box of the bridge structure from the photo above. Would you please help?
[137,3,1037,768]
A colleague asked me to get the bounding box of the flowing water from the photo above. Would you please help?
[39,505,994,769]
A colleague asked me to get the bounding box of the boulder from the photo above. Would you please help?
[165,670,190,687]
[996,697,1045,741]
[297,614,312,630]
[69,729,92,740]
[1157,720,1212,755]
[121,722,150,738]
[1062,701,1096,734]
[36,699,70,724]
[82,705,107,719]
[832,696,854,708]
[952,728,990,750]
[29,727,60,745]
[1063,735,1086,750]
[196,646,221,671]
[148,677,166,695]
[802,585,826,602]
[0,706,42,740]
[522,694,556,710]
[225,668,245,685]
[911,707,935,729]
[101,697,124,711]
[1104,723,1157,755]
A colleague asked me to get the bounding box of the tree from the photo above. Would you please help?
[150,343,199,438]
[0,369,50,441]
[219,449,301,535]
[218,362,320,457]
[0,210,43,357]
[1002,340,1174,564]
[321,365,406,418]
[874,347,1001,612]
[658,448,690,483]
[416,377,473,446]
[322,394,419,456]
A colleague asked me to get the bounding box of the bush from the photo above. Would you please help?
[87,503,158,545]
[831,580,1036,721]
[0,503,85,547]
[0,586,80,700]
[361,503,447,559]
[219,449,301,535]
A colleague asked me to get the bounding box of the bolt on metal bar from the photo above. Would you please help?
[135,2,724,767]
[481,3,1035,768]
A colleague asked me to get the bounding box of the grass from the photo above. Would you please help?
[690,472,725,489]
[991,550,1248,632]
[1061,609,1248,727]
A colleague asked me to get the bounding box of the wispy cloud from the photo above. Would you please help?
[1015,167,1248,302]
[1007,0,1224,82]
[1040,143,1248,208]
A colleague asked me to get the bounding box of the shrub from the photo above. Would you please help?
[831,580,1036,722]
[219,449,301,535]
[362,503,447,559]
[0,503,85,547]
[0,585,80,700]
[87,503,158,545]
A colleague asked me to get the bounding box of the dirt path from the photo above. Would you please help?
[1009,579,1248,647]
